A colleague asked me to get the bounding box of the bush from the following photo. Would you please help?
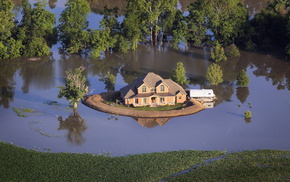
[205,63,223,85]
[225,44,240,58]
[244,110,252,119]
[236,69,249,87]
[210,43,227,62]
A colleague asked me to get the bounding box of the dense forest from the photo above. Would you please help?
[1,0,290,59]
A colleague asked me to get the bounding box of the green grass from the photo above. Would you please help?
[134,103,184,111]
[168,150,290,181]
[104,102,184,111]
[1,142,290,181]
[13,107,37,117]
[0,142,224,182]
[13,107,27,117]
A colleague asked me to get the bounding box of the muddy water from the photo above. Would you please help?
[0,0,290,156]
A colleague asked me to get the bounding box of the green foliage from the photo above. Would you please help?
[250,0,289,51]
[13,107,36,117]
[0,141,225,182]
[205,63,223,85]
[0,0,15,41]
[58,0,90,53]
[171,10,188,49]
[187,0,248,46]
[225,44,240,58]
[24,37,50,57]
[169,150,290,181]
[171,62,189,86]
[58,66,89,108]
[244,110,252,119]
[210,43,227,62]
[236,69,249,87]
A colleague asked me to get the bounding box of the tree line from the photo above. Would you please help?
[1,0,290,60]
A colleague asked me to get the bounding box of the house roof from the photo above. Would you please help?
[120,72,186,99]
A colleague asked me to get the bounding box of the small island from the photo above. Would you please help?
[83,72,205,118]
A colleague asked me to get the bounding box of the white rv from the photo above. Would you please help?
[187,89,216,102]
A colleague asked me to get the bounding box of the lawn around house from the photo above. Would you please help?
[1,142,290,181]
[82,92,205,118]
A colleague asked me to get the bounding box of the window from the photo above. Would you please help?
[143,98,146,104]
[135,98,139,104]
[161,85,164,92]
[179,96,182,99]
[160,97,165,102]
[142,86,146,92]
[142,118,146,123]
[151,88,155,92]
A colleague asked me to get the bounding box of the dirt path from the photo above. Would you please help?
[82,92,205,118]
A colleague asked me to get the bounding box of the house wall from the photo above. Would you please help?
[156,83,169,93]
[176,94,186,103]
[137,84,151,94]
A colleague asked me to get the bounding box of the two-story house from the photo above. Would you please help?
[120,72,187,107]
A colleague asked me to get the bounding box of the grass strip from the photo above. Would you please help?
[0,142,224,182]
[13,107,27,117]
[168,150,290,181]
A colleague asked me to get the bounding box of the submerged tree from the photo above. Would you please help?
[210,43,227,62]
[236,69,249,87]
[58,66,89,109]
[58,0,90,53]
[171,62,189,87]
[205,63,223,85]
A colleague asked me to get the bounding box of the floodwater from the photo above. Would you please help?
[1,0,290,156]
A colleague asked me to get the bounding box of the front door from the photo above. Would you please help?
[151,97,156,103]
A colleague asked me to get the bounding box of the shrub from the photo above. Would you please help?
[210,43,227,62]
[244,110,252,119]
[225,44,240,58]
[205,63,223,85]
[236,69,250,87]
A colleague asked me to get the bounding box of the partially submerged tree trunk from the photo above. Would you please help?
[73,102,78,109]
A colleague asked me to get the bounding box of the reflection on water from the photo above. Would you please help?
[236,87,250,104]
[134,117,171,128]
[58,110,87,145]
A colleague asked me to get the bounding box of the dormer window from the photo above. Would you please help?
[142,86,146,92]
[161,85,165,92]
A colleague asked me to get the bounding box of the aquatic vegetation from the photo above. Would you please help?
[13,107,27,117]
[13,107,40,117]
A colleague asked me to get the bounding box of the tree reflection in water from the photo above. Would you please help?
[236,87,250,104]
[58,110,87,145]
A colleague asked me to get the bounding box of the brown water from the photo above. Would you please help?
[0,0,290,156]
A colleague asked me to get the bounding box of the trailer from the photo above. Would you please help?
[186,89,216,102]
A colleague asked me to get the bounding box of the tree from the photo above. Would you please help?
[186,1,207,46]
[236,69,249,87]
[210,43,227,62]
[171,62,189,86]
[0,0,15,41]
[58,0,90,53]
[58,66,89,109]
[205,63,223,85]
[171,10,188,49]
[186,0,248,46]
[15,0,55,57]
[225,44,240,58]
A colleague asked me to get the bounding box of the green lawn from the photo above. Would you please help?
[1,141,290,182]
